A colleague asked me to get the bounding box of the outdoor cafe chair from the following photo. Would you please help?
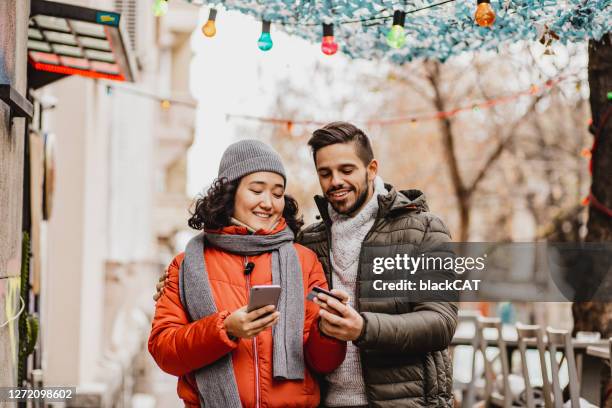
[546,328,583,408]
[515,323,553,408]
[453,310,482,408]
[477,317,513,408]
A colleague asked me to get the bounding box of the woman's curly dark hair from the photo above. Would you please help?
[188,177,304,236]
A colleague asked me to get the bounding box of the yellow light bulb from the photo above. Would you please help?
[202,8,217,38]
[475,0,495,27]
[202,20,216,37]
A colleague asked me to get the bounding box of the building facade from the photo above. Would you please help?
[0,0,32,395]
[1,0,198,406]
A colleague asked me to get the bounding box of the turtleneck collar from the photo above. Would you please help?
[328,176,387,224]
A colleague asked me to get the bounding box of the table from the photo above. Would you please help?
[452,322,606,351]
[586,345,610,360]
[451,322,609,405]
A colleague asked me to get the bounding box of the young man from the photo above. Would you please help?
[297,121,457,408]
[154,122,457,407]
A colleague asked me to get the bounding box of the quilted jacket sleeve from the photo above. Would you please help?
[354,214,458,353]
[148,253,239,377]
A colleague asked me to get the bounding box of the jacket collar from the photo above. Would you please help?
[314,183,428,225]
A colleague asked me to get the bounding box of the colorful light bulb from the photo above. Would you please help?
[475,0,495,27]
[257,20,273,51]
[386,10,406,49]
[152,0,168,17]
[321,23,339,55]
[202,8,217,37]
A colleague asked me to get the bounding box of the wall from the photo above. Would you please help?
[0,0,30,392]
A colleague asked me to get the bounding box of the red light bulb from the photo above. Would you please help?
[321,23,339,55]
[321,36,338,55]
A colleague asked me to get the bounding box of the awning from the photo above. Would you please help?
[27,0,136,89]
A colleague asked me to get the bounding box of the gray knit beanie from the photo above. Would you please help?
[218,139,287,185]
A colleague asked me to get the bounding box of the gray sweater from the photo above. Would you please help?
[324,177,387,407]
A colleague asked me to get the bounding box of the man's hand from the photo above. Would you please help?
[315,289,364,342]
[153,268,169,302]
[224,305,280,339]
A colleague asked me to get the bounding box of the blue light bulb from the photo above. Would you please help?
[257,20,273,51]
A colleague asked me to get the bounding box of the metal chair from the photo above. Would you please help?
[546,328,580,408]
[477,317,512,408]
[515,323,553,408]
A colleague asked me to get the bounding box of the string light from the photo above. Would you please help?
[152,0,169,17]
[581,196,590,206]
[202,8,217,37]
[226,77,566,127]
[386,10,407,49]
[257,20,273,51]
[475,0,495,27]
[580,148,592,159]
[321,23,339,55]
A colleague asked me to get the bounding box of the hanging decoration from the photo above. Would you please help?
[474,0,495,27]
[321,23,339,55]
[225,76,567,127]
[202,8,218,37]
[174,0,610,64]
[257,20,274,51]
[538,24,559,55]
[386,10,407,49]
[152,0,168,17]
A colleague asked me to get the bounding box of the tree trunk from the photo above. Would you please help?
[572,33,612,406]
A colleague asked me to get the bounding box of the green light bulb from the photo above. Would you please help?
[386,10,407,49]
[386,25,406,48]
[152,0,168,17]
[257,20,273,51]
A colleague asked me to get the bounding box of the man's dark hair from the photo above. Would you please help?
[308,121,374,166]
[188,177,304,235]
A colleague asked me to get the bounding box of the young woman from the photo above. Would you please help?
[148,140,346,408]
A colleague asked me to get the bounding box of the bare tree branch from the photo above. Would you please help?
[466,94,542,195]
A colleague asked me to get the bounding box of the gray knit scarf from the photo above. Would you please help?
[179,226,305,408]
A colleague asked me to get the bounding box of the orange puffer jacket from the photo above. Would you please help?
[148,220,346,408]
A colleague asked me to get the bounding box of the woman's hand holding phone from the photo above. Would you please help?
[224,305,280,340]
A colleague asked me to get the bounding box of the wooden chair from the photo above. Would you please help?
[546,328,580,408]
[477,317,512,408]
[515,323,553,408]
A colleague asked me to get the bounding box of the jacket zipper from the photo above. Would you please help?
[245,256,261,408]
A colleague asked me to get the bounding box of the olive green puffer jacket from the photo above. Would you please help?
[297,184,458,408]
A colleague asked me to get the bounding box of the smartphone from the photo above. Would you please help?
[247,285,282,313]
[306,286,344,302]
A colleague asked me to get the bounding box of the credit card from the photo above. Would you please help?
[306,286,343,302]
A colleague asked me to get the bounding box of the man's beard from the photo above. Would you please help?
[329,174,370,216]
